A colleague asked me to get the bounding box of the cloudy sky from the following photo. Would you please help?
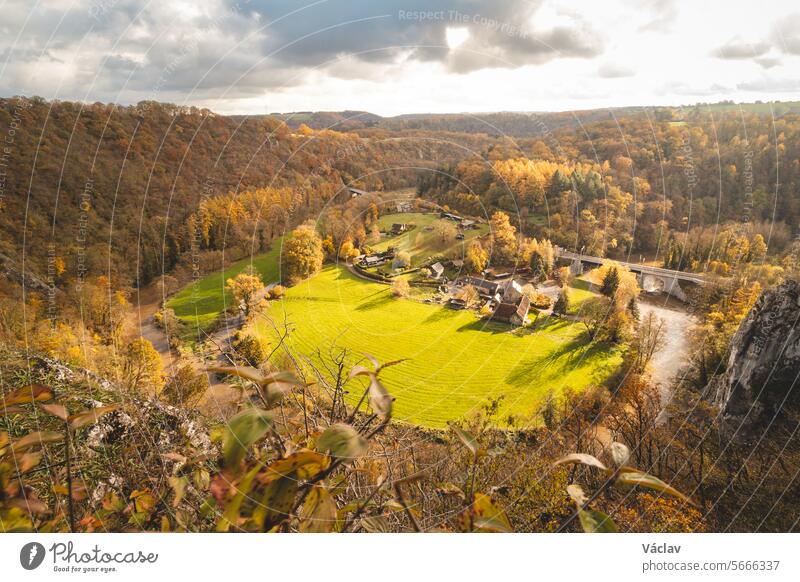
[1,0,799,115]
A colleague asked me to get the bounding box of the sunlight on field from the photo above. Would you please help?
[372,212,489,266]
[252,266,622,428]
[167,237,284,336]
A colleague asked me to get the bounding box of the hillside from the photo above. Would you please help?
[0,98,493,288]
[266,101,800,137]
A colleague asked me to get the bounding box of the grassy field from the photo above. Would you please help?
[167,237,284,335]
[372,212,489,267]
[567,278,597,313]
[251,266,622,428]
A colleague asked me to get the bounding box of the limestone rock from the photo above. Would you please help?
[708,279,800,427]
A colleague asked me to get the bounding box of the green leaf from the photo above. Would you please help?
[217,463,261,532]
[616,469,695,505]
[317,423,367,461]
[448,423,479,456]
[578,508,618,533]
[223,408,273,469]
[553,453,608,471]
[300,486,337,532]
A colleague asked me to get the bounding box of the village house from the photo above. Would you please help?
[491,295,531,326]
[347,186,367,198]
[448,297,467,310]
[440,211,463,222]
[459,276,500,298]
[359,249,395,268]
[500,279,524,302]
[430,262,445,279]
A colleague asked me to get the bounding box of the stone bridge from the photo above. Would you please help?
[556,249,706,302]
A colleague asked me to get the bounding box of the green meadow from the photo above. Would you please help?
[372,212,489,266]
[166,215,619,427]
[251,266,622,428]
[167,237,284,335]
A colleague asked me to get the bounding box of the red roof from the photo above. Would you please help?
[491,295,530,323]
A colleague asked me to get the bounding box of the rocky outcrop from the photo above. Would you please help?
[0,251,54,294]
[708,279,800,428]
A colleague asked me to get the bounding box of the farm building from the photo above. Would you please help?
[361,255,387,267]
[391,223,408,235]
[448,297,467,309]
[430,262,445,279]
[359,249,395,268]
[440,211,463,222]
[347,186,368,198]
[460,276,500,298]
[501,279,524,302]
[491,295,530,326]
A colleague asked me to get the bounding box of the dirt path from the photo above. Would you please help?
[538,279,695,403]
[127,284,240,417]
[638,296,696,404]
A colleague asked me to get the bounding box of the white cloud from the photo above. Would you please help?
[1,0,799,114]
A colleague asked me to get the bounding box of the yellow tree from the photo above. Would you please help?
[123,338,163,393]
[338,237,360,263]
[465,240,488,273]
[282,224,324,284]
[489,211,517,265]
[226,269,264,316]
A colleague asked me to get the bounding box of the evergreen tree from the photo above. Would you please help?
[530,251,545,276]
[553,289,569,316]
[627,296,640,320]
[600,266,620,297]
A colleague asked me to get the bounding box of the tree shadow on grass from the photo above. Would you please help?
[505,335,613,388]
[513,315,572,336]
[284,296,338,303]
[355,290,393,311]
[422,307,461,324]
[456,318,514,334]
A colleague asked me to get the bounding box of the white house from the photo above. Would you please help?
[501,279,524,302]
